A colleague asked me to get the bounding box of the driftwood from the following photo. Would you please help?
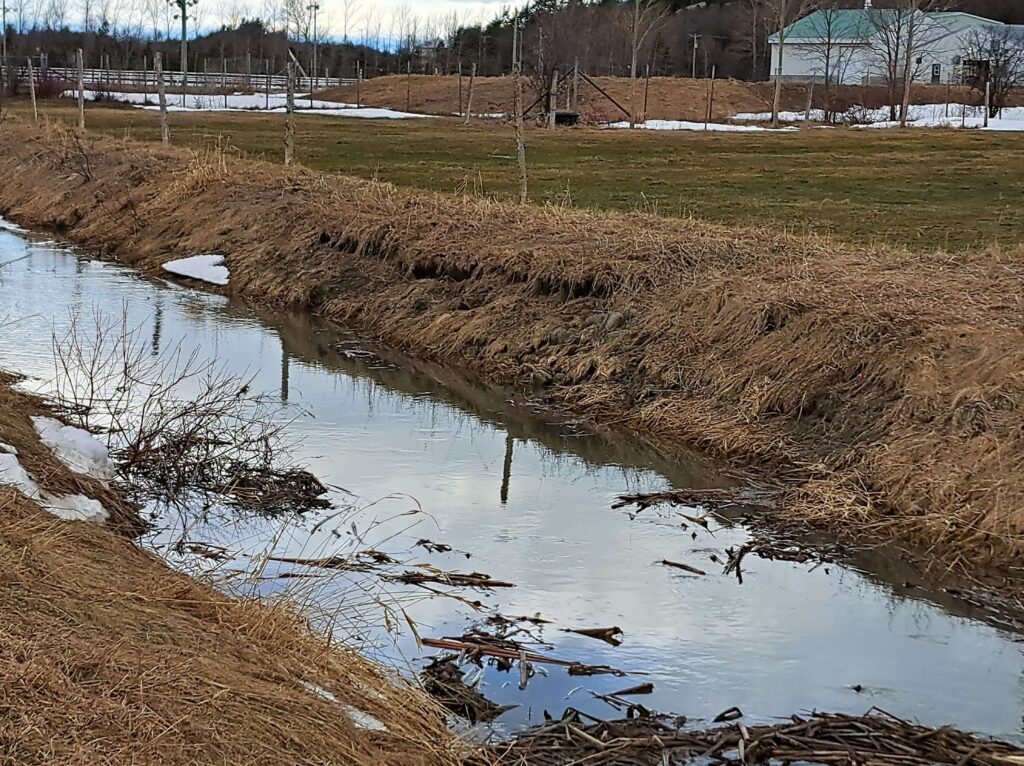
[563,626,624,646]
[387,570,514,588]
[661,560,707,576]
[470,708,1024,766]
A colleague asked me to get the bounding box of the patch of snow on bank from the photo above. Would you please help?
[0,452,108,522]
[32,416,115,480]
[606,119,797,132]
[162,254,230,286]
[0,443,17,455]
[299,681,389,732]
[0,218,28,233]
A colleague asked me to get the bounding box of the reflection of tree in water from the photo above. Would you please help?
[254,305,729,494]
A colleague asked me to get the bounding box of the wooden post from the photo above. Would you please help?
[804,81,814,123]
[265,61,270,110]
[642,64,651,123]
[246,51,252,91]
[463,62,476,125]
[155,52,169,144]
[458,63,463,117]
[222,57,227,108]
[984,79,991,128]
[512,20,528,203]
[547,68,558,128]
[285,61,295,165]
[142,54,148,101]
[357,65,362,107]
[572,59,579,111]
[704,65,716,128]
[76,48,85,130]
[26,57,38,124]
[944,83,950,119]
[406,59,411,112]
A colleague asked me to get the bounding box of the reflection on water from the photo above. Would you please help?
[0,227,1021,741]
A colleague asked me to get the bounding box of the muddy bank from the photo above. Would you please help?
[0,120,1022,577]
[0,373,459,765]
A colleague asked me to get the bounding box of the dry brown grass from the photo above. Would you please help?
[314,75,1006,122]
[0,374,461,765]
[1,119,1022,580]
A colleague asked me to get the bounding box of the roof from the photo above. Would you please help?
[769,9,1007,45]
[769,10,878,44]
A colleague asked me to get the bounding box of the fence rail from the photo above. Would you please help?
[19,66,356,93]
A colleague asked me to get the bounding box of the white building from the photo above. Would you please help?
[769,3,1024,85]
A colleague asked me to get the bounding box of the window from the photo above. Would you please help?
[932,63,942,83]
[916,56,923,65]
[952,55,961,66]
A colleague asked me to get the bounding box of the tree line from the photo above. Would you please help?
[1,0,1022,84]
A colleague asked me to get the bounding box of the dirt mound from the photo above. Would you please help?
[0,377,458,765]
[315,74,1001,122]
[2,121,1022,586]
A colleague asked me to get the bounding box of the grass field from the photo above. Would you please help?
[12,100,1024,252]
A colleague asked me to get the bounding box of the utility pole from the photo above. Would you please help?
[308,1,320,105]
[690,33,699,79]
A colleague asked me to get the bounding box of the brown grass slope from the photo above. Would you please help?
[1,121,1022,571]
[0,378,459,766]
[315,74,997,122]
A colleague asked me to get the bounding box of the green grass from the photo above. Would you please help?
[19,100,1024,252]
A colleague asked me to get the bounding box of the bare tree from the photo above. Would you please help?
[765,0,818,127]
[961,26,1024,117]
[340,0,359,43]
[800,2,865,120]
[866,0,950,125]
[623,0,668,126]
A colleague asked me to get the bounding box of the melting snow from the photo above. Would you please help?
[162,254,231,286]
[299,681,389,732]
[0,452,108,523]
[0,218,28,234]
[67,89,431,120]
[0,442,17,455]
[32,416,115,480]
[606,119,797,133]
[733,103,1024,131]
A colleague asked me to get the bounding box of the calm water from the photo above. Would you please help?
[0,223,1021,740]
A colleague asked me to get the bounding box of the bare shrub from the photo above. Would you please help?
[49,307,328,519]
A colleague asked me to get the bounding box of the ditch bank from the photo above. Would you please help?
[1,120,1021,578]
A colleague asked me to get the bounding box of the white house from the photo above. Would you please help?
[769,3,1024,85]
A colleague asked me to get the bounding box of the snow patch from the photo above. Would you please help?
[734,103,1024,131]
[0,452,108,523]
[66,89,431,120]
[162,254,231,286]
[299,681,389,732]
[606,119,797,133]
[32,416,115,480]
[0,218,28,234]
[0,442,17,455]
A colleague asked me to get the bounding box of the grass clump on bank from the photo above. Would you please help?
[0,118,1021,583]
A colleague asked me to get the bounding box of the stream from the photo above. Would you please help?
[0,223,1021,742]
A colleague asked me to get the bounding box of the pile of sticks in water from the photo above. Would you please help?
[476,709,1024,766]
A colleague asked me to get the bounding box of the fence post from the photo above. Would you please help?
[572,59,579,111]
[27,57,38,124]
[222,57,227,108]
[804,81,814,122]
[463,62,476,125]
[285,61,295,165]
[142,54,148,101]
[984,80,991,128]
[547,68,558,128]
[265,61,270,110]
[155,52,169,144]
[406,59,411,112]
[76,48,86,130]
[357,64,362,107]
[643,64,651,122]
